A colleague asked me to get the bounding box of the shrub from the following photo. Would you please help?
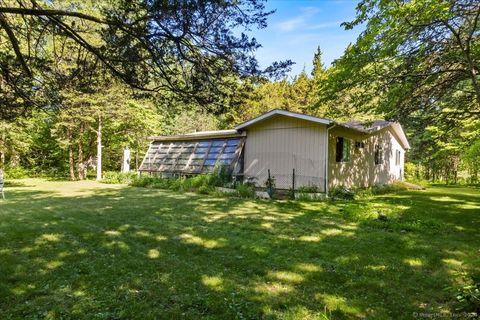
[212,164,233,187]
[130,175,157,187]
[265,174,276,199]
[404,162,417,181]
[297,184,321,193]
[102,171,137,184]
[370,181,409,195]
[190,174,214,189]
[197,185,212,194]
[4,166,29,179]
[129,173,218,195]
[330,186,355,200]
[236,183,256,198]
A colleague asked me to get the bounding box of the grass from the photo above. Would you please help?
[0,179,479,319]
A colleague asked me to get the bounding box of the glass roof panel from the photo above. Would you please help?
[140,137,244,173]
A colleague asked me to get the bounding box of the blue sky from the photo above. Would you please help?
[251,0,364,77]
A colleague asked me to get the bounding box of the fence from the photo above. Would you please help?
[242,168,326,193]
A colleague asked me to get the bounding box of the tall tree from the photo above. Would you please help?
[319,0,480,120]
[0,0,292,118]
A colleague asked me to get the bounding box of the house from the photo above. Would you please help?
[139,109,410,195]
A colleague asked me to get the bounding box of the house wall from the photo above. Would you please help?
[243,115,327,190]
[328,126,405,189]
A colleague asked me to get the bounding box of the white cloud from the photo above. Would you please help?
[307,21,343,30]
[275,6,321,32]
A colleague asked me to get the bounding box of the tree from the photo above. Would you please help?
[0,0,292,118]
[319,0,480,120]
[311,46,326,81]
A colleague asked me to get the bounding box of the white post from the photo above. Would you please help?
[325,124,336,197]
[122,147,131,173]
[96,115,102,181]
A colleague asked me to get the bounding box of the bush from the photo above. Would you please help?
[4,166,29,179]
[297,184,321,193]
[129,172,219,195]
[265,175,276,199]
[370,181,409,195]
[211,164,233,187]
[330,186,355,200]
[130,175,157,187]
[102,171,137,184]
[197,185,212,194]
[236,183,256,198]
[404,162,417,181]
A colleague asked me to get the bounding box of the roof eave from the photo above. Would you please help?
[149,130,244,142]
[391,122,411,150]
[235,109,332,130]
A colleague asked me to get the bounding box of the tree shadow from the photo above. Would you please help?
[0,182,478,319]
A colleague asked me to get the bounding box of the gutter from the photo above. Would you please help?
[325,123,336,197]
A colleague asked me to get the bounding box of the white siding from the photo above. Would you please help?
[243,115,327,190]
[328,127,406,189]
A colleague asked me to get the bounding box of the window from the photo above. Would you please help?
[336,137,351,162]
[395,150,401,166]
[374,144,384,165]
[355,141,365,149]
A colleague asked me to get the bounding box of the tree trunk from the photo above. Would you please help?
[68,128,76,181]
[10,153,20,167]
[77,122,85,180]
[0,126,5,170]
[96,115,102,181]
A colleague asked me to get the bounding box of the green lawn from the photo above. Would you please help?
[0,179,479,319]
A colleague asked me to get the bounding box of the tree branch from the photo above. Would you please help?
[0,13,32,77]
[0,6,106,24]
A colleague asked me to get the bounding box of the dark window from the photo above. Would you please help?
[374,145,384,165]
[336,137,351,162]
[395,150,401,166]
[355,141,365,149]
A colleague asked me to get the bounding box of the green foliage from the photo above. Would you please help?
[3,166,29,179]
[129,173,218,194]
[449,274,480,313]
[102,172,137,184]
[235,183,256,198]
[297,184,321,193]
[404,162,417,181]
[0,0,289,118]
[330,186,355,200]
[265,174,276,199]
[211,165,234,188]
[129,175,156,188]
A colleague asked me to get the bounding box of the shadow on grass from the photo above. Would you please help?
[0,182,479,319]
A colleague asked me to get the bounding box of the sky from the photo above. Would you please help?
[251,0,364,77]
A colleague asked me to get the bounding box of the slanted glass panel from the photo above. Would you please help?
[226,139,240,146]
[140,137,243,172]
[220,153,234,160]
[191,154,205,159]
[224,146,237,153]
[212,140,225,147]
[195,147,209,154]
[204,159,217,166]
[209,147,223,154]
[197,141,210,147]
[207,152,220,159]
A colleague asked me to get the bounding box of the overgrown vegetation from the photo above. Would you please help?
[128,166,256,199]
[102,172,138,185]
